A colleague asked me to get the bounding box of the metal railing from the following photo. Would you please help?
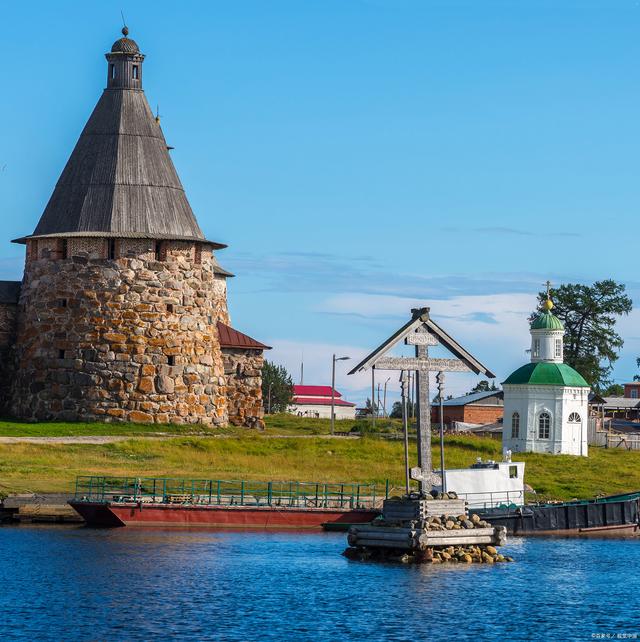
[74,476,383,510]
[454,490,526,510]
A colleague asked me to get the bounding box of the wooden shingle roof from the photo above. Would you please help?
[15,36,224,249]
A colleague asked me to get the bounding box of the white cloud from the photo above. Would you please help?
[265,291,539,407]
[265,292,640,405]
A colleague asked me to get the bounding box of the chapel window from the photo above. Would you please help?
[511,412,520,439]
[538,412,550,439]
[533,339,540,357]
[568,412,581,423]
[555,339,562,358]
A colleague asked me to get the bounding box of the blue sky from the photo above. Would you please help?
[1,0,638,405]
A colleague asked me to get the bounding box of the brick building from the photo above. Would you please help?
[0,28,268,427]
[431,390,504,427]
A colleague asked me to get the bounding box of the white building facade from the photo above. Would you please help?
[288,385,356,420]
[502,297,589,457]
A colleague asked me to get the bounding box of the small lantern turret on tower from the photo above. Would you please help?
[530,282,565,364]
[105,27,145,90]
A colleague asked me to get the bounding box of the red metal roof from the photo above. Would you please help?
[293,385,341,398]
[217,322,271,350]
[292,397,356,407]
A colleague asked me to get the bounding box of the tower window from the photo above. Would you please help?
[108,239,117,260]
[555,339,562,358]
[568,412,581,423]
[58,349,66,359]
[167,355,175,366]
[533,339,540,357]
[133,65,139,79]
[58,298,67,308]
[511,412,520,439]
[167,303,174,313]
[110,64,116,79]
[155,241,163,261]
[61,239,68,260]
[538,412,550,439]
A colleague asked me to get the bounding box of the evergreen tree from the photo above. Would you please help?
[531,280,632,391]
[261,361,294,413]
[468,380,498,394]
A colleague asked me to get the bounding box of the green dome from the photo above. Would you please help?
[503,362,589,387]
[531,311,564,331]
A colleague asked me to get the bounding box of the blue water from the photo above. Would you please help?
[1,527,639,641]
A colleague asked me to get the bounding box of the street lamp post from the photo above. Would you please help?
[331,354,350,435]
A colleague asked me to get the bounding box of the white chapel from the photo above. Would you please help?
[502,292,590,457]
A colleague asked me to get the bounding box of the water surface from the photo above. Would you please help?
[1,526,639,641]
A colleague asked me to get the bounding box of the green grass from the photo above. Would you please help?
[0,413,401,437]
[2,423,640,501]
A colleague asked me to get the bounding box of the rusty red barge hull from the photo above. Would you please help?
[69,501,379,529]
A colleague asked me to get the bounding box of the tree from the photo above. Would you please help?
[635,358,640,382]
[390,400,415,418]
[531,280,632,391]
[261,361,294,413]
[468,380,497,394]
[601,383,624,396]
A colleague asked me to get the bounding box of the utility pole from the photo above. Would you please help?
[383,377,390,418]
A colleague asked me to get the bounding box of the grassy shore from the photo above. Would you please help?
[1,415,639,500]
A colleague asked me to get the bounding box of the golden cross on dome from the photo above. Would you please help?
[543,280,554,311]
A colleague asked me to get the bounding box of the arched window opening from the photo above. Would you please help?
[132,65,139,79]
[568,412,581,423]
[511,412,520,439]
[538,412,550,439]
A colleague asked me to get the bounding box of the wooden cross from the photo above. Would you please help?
[349,307,495,496]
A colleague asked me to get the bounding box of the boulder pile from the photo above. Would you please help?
[343,543,514,564]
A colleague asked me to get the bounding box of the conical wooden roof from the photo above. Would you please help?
[15,32,224,248]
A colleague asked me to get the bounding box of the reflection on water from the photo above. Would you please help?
[1,526,638,641]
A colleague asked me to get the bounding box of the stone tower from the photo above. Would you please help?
[9,29,240,424]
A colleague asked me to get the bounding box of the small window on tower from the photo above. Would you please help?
[110,64,116,79]
[133,65,139,79]
[58,298,68,308]
[167,355,175,366]
[155,241,162,261]
[533,339,540,357]
[58,349,66,359]
[555,338,562,358]
[108,239,117,260]
[167,303,174,313]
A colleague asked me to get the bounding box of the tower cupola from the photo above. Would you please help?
[530,293,564,363]
[105,27,144,90]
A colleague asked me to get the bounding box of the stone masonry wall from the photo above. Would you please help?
[222,348,265,429]
[0,302,18,410]
[11,240,231,424]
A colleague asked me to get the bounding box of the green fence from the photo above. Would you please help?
[74,476,385,509]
